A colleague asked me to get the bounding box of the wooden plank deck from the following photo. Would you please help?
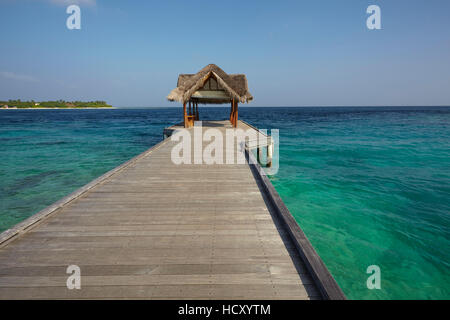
[0,120,343,300]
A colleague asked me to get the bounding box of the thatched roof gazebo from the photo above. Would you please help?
[167,64,253,128]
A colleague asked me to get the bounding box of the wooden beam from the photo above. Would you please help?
[183,102,187,128]
[230,99,233,122]
[230,99,238,128]
[191,91,230,100]
[234,101,238,128]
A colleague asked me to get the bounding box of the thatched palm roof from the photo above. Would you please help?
[167,64,253,104]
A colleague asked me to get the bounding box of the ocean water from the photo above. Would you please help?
[0,107,449,300]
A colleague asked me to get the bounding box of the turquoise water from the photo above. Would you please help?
[0,109,176,231]
[0,107,449,299]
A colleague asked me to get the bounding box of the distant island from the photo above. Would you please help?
[0,100,113,109]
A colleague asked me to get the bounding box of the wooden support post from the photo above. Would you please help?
[232,101,235,127]
[183,102,187,128]
[233,101,235,127]
[230,98,238,128]
[231,100,234,126]
[230,99,233,122]
[189,100,192,116]
[234,101,238,128]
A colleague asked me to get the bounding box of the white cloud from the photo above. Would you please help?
[48,0,96,6]
[0,71,39,82]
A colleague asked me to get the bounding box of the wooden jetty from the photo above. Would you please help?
[0,65,345,300]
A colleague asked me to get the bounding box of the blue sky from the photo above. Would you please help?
[1,0,449,107]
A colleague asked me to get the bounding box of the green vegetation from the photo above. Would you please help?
[0,99,112,108]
